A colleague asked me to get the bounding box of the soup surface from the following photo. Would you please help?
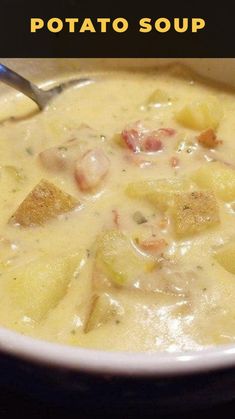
[1,64,235,352]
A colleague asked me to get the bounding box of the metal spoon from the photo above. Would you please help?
[0,63,93,110]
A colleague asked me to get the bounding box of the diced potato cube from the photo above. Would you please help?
[126,178,191,211]
[146,89,171,107]
[84,293,122,333]
[5,253,83,321]
[172,191,220,237]
[96,230,155,286]
[215,242,235,274]
[9,179,78,226]
[192,161,235,201]
[175,97,223,130]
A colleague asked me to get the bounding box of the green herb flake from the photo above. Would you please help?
[133,211,147,225]
[25,147,34,156]
[58,146,68,152]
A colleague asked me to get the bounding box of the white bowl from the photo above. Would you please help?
[1,58,235,411]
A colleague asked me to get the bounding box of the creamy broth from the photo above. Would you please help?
[1,65,235,352]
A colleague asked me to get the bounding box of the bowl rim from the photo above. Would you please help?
[1,326,235,376]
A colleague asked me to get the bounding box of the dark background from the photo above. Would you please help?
[0,385,235,418]
[0,0,233,57]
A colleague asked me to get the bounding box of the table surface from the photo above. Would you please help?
[0,387,235,419]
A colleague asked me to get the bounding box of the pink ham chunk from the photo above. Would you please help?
[122,128,141,152]
[75,148,110,191]
[121,122,175,153]
[144,136,163,152]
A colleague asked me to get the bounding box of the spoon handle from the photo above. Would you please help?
[0,63,42,107]
[0,63,94,111]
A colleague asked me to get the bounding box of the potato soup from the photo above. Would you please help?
[0,64,235,352]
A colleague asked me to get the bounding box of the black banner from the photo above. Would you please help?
[0,0,233,57]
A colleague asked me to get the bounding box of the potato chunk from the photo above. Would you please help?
[84,293,122,333]
[215,242,235,274]
[146,89,171,107]
[192,161,235,201]
[5,253,83,321]
[96,230,155,286]
[175,97,222,130]
[126,178,191,211]
[9,179,78,226]
[172,191,220,237]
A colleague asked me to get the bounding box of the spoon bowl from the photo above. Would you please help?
[0,63,93,110]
